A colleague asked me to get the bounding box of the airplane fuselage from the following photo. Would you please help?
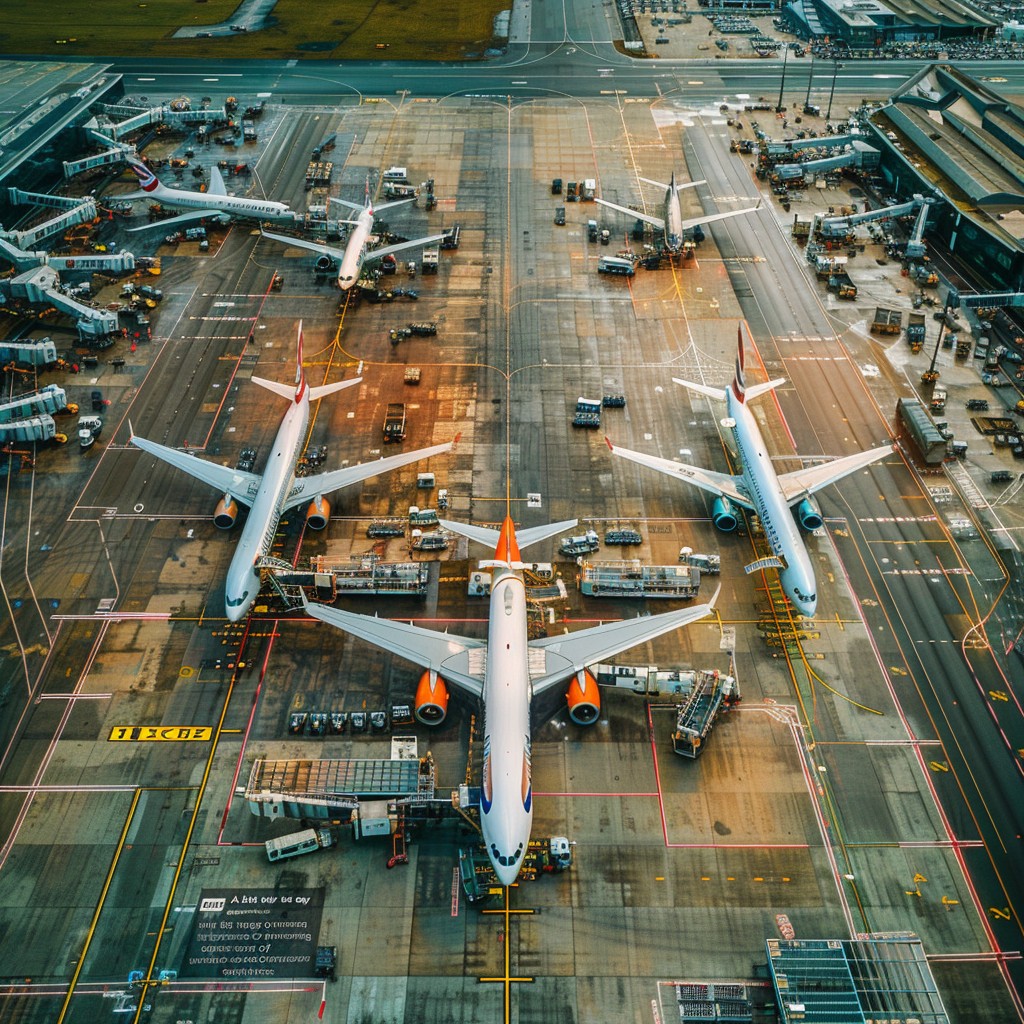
[150,180,292,221]
[663,174,683,249]
[726,389,817,616]
[224,391,309,620]
[479,566,534,887]
[337,209,374,288]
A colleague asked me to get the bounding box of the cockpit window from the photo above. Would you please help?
[490,842,525,867]
[226,591,249,607]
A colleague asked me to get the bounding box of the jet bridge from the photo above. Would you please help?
[1,191,97,249]
[816,194,925,240]
[0,265,119,341]
[245,756,435,821]
[776,151,856,181]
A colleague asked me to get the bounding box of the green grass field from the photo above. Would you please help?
[1,0,508,61]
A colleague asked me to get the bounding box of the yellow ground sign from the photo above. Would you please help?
[109,726,213,742]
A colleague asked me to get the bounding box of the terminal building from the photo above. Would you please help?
[0,61,123,227]
[784,0,998,47]
[863,64,1024,295]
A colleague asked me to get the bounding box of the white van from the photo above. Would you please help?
[265,827,333,862]
[597,255,635,276]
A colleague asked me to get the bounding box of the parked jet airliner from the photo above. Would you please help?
[261,183,445,290]
[124,155,297,232]
[596,172,760,249]
[130,323,453,621]
[606,327,892,617]
[301,514,718,886]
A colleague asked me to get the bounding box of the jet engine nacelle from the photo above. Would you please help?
[796,498,823,531]
[213,496,239,529]
[711,496,738,532]
[306,495,331,530]
[566,669,601,726]
[315,255,337,273]
[414,669,449,725]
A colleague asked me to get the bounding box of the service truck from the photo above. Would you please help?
[77,415,103,449]
[597,255,635,276]
[559,530,600,556]
[383,402,406,443]
[265,827,335,862]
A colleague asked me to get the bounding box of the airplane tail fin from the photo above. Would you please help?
[250,322,360,402]
[731,325,785,402]
[672,327,784,403]
[364,176,373,215]
[125,153,161,195]
[439,516,579,569]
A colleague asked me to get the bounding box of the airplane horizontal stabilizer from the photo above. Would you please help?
[329,197,365,213]
[637,176,707,192]
[300,593,485,699]
[744,556,784,574]
[250,377,295,401]
[595,198,665,231]
[672,377,727,402]
[743,378,786,403]
[285,440,454,511]
[130,434,261,508]
[779,445,894,504]
[308,378,362,402]
[530,586,719,696]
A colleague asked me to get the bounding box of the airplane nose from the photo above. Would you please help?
[493,862,519,887]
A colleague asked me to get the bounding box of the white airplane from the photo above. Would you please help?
[130,323,453,622]
[301,514,718,886]
[260,183,446,290]
[124,154,298,232]
[596,172,760,249]
[606,327,893,617]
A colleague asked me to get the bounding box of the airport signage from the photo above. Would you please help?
[180,887,325,978]
[108,726,213,742]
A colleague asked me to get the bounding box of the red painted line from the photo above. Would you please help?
[318,998,326,1019]
[647,702,671,848]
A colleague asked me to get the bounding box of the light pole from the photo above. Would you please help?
[804,56,816,111]
[776,46,789,112]
[826,60,844,121]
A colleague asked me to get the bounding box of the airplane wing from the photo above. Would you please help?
[260,230,345,262]
[606,438,751,510]
[128,209,227,233]
[207,164,228,197]
[680,204,761,233]
[282,440,454,511]
[130,434,260,507]
[595,198,665,230]
[779,445,894,504]
[301,594,485,699]
[530,591,718,696]
[364,233,448,264]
